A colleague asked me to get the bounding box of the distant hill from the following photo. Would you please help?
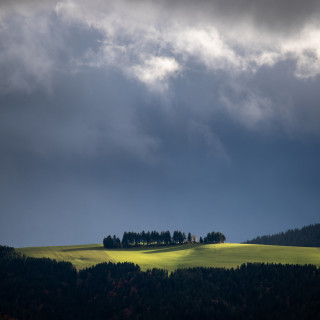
[244,223,320,247]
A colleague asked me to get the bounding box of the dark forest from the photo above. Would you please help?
[244,223,320,247]
[1,245,320,320]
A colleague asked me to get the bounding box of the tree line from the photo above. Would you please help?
[103,230,226,248]
[1,245,320,320]
[244,223,320,247]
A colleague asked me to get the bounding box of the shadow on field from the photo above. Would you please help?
[61,246,104,252]
[144,244,202,254]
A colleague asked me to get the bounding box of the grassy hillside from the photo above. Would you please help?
[17,243,320,271]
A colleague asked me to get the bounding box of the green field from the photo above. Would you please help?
[17,243,320,272]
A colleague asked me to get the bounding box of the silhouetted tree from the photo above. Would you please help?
[122,232,130,248]
[164,231,171,245]
[204,231,226,244]
[103,235,114,248]
[141,230,146,245]
[104,235,121,248]
[173,230,180,244]
[181,232,186,243]
[113,235,121,248]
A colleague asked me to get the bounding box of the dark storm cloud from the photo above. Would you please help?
[1,0,320,247]
[0,70,161,167]
[160,0,320,33]
[1,60,319,248]
[2,0,320,37]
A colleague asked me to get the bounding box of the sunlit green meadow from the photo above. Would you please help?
[17,243,320,272]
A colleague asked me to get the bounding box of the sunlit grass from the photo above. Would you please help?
[17,243,320,272]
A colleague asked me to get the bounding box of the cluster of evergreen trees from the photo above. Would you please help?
[203,231,226,244]
[103,230,225,248]
[1,245,320,320]
[122,231,173,247]
[244,223,320,247]
[103,235,121,248]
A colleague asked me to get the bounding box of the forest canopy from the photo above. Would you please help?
[244,223,320,247]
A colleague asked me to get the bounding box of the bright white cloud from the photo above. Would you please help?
[283,25,320,79]
[170,26,245,72]
[2,0,319,93]
[53,0,320,83]
[131,56,180,91]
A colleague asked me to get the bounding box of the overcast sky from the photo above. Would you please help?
[1,0,320,247]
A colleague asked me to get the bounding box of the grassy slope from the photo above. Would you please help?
[17,243,320,272]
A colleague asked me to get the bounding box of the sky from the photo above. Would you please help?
[1,0,320,247]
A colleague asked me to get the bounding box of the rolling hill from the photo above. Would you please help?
[17,242,320,271]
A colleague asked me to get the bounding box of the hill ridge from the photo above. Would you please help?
[244,223,320,247]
